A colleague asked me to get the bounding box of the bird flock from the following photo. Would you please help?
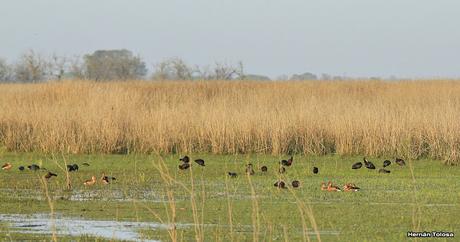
[177,156,406,192]
[1,162,116,186]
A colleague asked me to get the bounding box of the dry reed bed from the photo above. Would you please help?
[0,80,459,163]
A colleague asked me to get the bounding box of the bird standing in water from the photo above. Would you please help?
[363,158,376,170]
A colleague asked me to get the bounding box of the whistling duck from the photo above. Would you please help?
[179,163,190,170]
[82,162,90,166]
[261,166,268,172]
[378,168,391,174]
[274,181,287,189]
[292,180,300,188]
[383,160,391,167]
[321,182,328,191]
[2,163,12,170]
[194,159,205,166]
[246,164,255,175]
[101,173,116,185]
[313,167,319,174]
[44,172,57,180]
[352,162,363,169]
[395,158,406,166]
[18,166,25,171]
[343,183,360,192]
[67,164,79,172]
[281,156,293,166]
[327,181,342,192]
[28,164,40,171]
[179,156,190,163]
[228,172,237,178]
[84,176,97,186]
[279,166,286,174]
[363,158,376,170]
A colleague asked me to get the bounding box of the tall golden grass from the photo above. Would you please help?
[1,80,459,164]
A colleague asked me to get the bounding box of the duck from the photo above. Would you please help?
[313,167,319,174]
[194,159,205,166]
[44,172,57,180]
[28,164,40,171]
[179,163,190,170]
[2,163,12,170]
[179,156,190,163]
[101,173,116,185]
[363,158,376,169]
[395,158,406,166]
[327,181,342,192]
[378,168,391,174]
[281,156,293,166]
[83,176,97,186]
[228,172,237,178]
[383,160,391,167]
[246,164,255,175]
[67,164,79,172]
[18,166,25,171]
[82,162,90,166]
[292,180,300,188]
[260,166,268,172]
[274,181,287,189]
[343,183,360,192]
[352,162,363,169]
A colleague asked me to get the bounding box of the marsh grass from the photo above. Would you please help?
[1,80,460,164]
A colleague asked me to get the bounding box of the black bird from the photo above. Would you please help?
[378,168,391,174]
[194,159,205,166]
[292,180,300,188]
[261,166,268,172]
[179,163,190,170]
[279,166,286,174]
[383,160,391,167]
[44,172,57,180]
[313,167,319,174]
[363,158,376,170]
[179,156,190,163]
[352,162,363,169]
[395,158,406,166]
[67,164,79,172]
[246,164,255,175]
[228,172,238,178]
[82,162,90,166]
[281,156,293,166]
[18,166,25,171]
[274,181,287,189]
[28,164,40,171]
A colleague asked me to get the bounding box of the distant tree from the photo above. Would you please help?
[84,49,147,81]
[13,50,48,83]
[206,61,244,80]
[0,58,13,83]
[151,57,194,80]
[290,72,318,81]
[243,74,271,81]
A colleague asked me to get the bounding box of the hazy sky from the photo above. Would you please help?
[1,0,459,78]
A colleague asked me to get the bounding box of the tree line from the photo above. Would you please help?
[0,49,249,83]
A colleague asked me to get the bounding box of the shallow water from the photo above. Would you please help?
[0,213,166,241]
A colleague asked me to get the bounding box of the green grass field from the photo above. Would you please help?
[0,152,458,241]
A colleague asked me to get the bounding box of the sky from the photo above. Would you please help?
[0,0,459,79]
